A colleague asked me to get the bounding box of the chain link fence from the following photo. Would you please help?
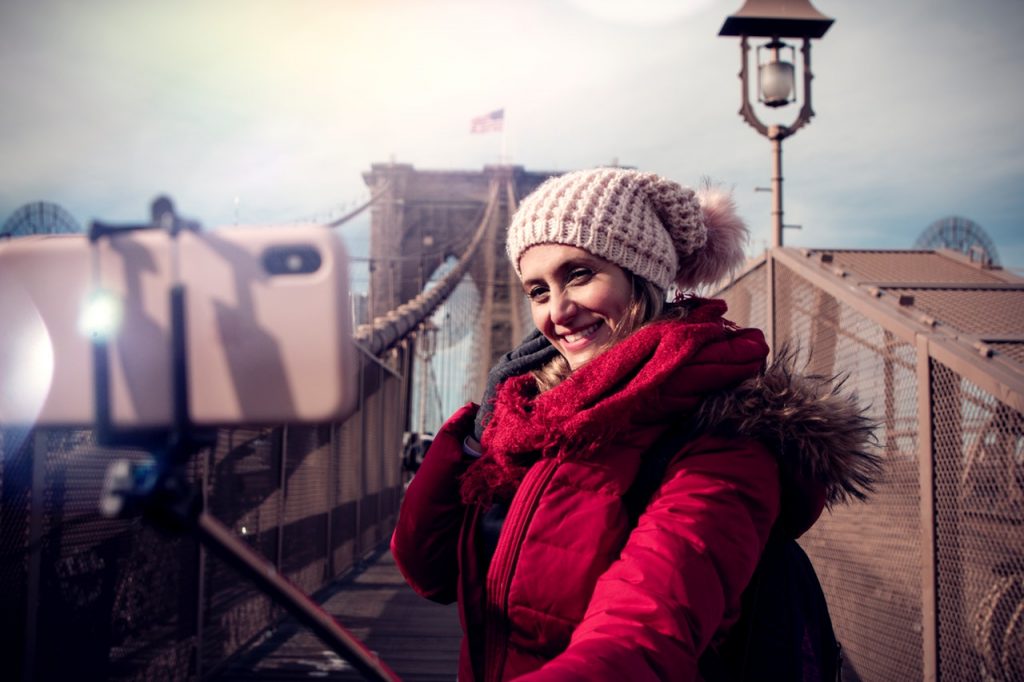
[0,343,411,681]
[718,251,1023,681]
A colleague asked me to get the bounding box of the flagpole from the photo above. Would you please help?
[500,110,508,165]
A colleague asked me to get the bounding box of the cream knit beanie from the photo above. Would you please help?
[506,167,747,291]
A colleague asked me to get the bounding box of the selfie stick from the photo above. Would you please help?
[91,212,400,682]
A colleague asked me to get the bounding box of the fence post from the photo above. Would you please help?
[277,427,288,573]
[765,250,776,361]
[357,361,370,559]
[194,438,211,680]
[23,430,46,682]
[916,334,938,681]
[376,360,387,545]
[356,354,366,563]
[327,423,336,580]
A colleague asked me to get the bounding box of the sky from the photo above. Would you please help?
[2,0,1023,284]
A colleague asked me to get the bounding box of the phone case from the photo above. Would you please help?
[0,225,357,428]
[1,234,96,425]
[178,226,356,426]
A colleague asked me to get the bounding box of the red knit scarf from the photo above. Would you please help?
[459,300,751,507]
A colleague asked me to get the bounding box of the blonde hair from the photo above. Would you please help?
[531,273,686,392]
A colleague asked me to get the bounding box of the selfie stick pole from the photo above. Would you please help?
[92,218,400,682]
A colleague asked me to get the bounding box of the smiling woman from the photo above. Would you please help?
[391,167,879,681]
[518,244,632,370]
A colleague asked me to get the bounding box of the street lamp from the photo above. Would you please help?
[719,0,833,247]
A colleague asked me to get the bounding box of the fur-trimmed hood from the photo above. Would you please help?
[692,347,881,535]
[694,347,880,507]
[460,299,881,536]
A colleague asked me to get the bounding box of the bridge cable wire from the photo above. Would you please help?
[354,176,505,357]
[352,222,483,265]
[505,179,527,345]
[326,181,391,229]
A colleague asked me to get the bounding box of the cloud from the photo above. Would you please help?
[563,0,719,26]
[1,0,1022,269]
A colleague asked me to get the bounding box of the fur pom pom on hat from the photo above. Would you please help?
[506,167,748,291]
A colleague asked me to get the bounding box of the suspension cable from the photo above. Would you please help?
[326,181,391,229]
[355,177,504,355]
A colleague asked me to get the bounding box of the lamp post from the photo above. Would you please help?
[719,0,833,247]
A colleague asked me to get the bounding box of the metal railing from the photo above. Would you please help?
[716,247,1024,682]
[0,339,411,680]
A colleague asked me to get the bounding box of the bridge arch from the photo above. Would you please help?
[362,164,556,399]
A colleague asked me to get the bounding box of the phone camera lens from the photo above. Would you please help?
[263,246,322,275]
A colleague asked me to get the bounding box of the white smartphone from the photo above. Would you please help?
[0,224,357,428]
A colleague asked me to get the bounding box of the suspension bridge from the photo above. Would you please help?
[2,164,1023,681]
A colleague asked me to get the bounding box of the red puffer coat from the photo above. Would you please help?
[392,300,876,681]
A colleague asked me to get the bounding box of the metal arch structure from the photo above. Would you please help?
[1,201,82,237]
[914,216,1001,266]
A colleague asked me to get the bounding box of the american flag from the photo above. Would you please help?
[470,109,504,134]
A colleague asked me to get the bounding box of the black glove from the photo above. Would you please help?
[473,329,558,441]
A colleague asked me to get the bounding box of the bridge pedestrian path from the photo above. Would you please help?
[214,548,461,681]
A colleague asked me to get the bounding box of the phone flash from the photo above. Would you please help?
[80,289,124,340]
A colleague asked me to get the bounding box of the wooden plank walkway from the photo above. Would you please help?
[214,549,461,681]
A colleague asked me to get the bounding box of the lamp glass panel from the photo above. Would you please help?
[760,61,795,104]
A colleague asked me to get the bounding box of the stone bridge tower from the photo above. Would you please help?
[362,163,556,394]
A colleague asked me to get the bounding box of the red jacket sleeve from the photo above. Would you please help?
[518,435,781,682]
[390,402,478,604]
